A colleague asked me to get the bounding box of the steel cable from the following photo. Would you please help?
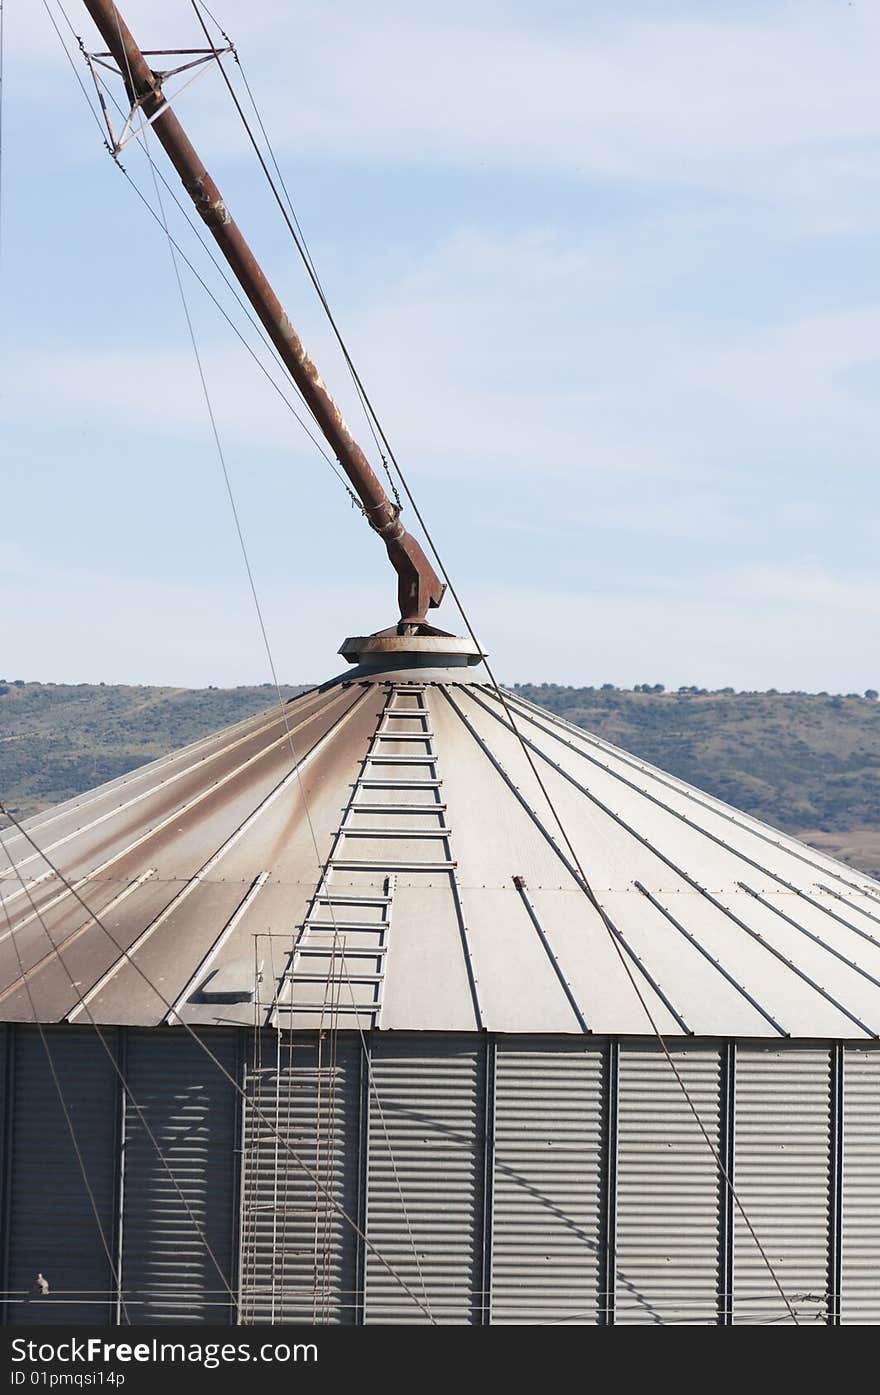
[179,9,801,1319]
[16,6,441,1321]
[130,96,436,1319]
[195,23,801,1311]
[38,0,799,1325]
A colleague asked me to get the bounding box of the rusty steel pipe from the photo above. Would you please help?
[82,0,445,626]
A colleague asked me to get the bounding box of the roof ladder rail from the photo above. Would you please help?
[272,869,397,1029]
[272,683,450,1029]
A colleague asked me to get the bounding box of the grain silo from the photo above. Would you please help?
[3,0,878,1329]
[2,628,880,1326]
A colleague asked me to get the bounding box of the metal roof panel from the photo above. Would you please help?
[1,669,877,1036]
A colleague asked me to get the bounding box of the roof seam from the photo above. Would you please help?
[461,684,878,1038]
[491,685,880,902]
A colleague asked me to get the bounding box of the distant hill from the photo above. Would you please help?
[1,679,879,879]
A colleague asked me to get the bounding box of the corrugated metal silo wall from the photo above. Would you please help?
[363,1035,486,1324]
[120,1030,239,1325]
[0,1026,239,1327]
[4,1027,119,1325]
[2,1028,880,1325]
[615,1045,723,1326]
[732,1046,832,1325]
[491,1038,606,1324]
[841,1047,880,1324]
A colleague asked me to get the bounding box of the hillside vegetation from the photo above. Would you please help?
[0,681,304,816]
[1,679,879,878]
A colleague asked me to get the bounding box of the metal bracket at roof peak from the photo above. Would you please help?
[83,44,233,157]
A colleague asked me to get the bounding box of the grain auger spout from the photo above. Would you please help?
[377,512,446,632]
[82,0,446,630]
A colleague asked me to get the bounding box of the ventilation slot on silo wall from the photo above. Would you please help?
[120,1029,238,1324]
[238,1033,361,1324]
[364,1035,485,1324]
[5,1026,118,1325]
[733,1045,831,1325]
[841,1045,880,1324]
[491,1037,606,1324]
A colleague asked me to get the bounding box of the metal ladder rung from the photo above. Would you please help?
[358,779,442,789]
[301,936,389,952]
[337,827,451,839]
[302,919,389,932]
[366,754,437,764]
[350,802,447,813]
[374,731,435,741]
[303,925,389,938]
[248,1064,342,1079]
[314,893,393,905]
[281,1002,378,1015]
[331,858,456,871]
[297,944,387,957]
[287,972,384,986]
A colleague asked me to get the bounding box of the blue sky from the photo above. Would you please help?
[2,0,879,689]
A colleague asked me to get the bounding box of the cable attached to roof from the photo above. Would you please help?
[16,1,444,1323]
[36,0,801,1326]
[183,9,802,1319]
[107,84,438,1320]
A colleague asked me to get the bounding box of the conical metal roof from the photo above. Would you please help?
[2,647,879,1038]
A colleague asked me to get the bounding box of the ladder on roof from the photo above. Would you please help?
[272,683,453,1029]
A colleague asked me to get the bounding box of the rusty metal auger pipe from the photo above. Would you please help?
[82,0,445,628]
